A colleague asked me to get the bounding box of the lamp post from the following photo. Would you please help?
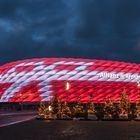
[48,105,52,111]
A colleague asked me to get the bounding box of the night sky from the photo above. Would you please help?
[0,0,140,65]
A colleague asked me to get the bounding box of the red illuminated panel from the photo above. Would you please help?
[51,80,140,103]
[0,83,12,98]
[9,81,42,102]
[16,66,35,72]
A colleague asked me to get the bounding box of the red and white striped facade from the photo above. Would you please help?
[0,58,140,103]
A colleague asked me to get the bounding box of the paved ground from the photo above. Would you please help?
[1,119,140,140]
[0,110,37,116]
[0,110,37,127]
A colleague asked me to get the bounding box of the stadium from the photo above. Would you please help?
[0,58,140,104]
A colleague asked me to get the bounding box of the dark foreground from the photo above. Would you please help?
[1,120,140,140]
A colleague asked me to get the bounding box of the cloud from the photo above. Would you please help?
[0,0,140,65]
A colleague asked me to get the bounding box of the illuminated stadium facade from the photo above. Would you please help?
[0,58,140,103]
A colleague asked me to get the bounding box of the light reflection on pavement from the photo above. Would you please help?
[0,111,37,127]
[1,118,140,140]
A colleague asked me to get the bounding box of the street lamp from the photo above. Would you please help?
[48,105,52,111]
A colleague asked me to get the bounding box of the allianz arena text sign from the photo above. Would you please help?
[0,58,139,103]
[99,72,140,81]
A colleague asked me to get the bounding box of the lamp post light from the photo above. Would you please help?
[48,105,52,111]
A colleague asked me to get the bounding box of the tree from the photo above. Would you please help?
[104,98,115,116]
[73,100,84,118]
[38,102,46,118]
[119,90,130,117]
[87,101,96,114]
[135,82,140,118]
[61,101,71,118]
[136,104,140,119]
[50,96,62,118]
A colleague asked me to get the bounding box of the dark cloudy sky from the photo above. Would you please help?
[0,0,140,65]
